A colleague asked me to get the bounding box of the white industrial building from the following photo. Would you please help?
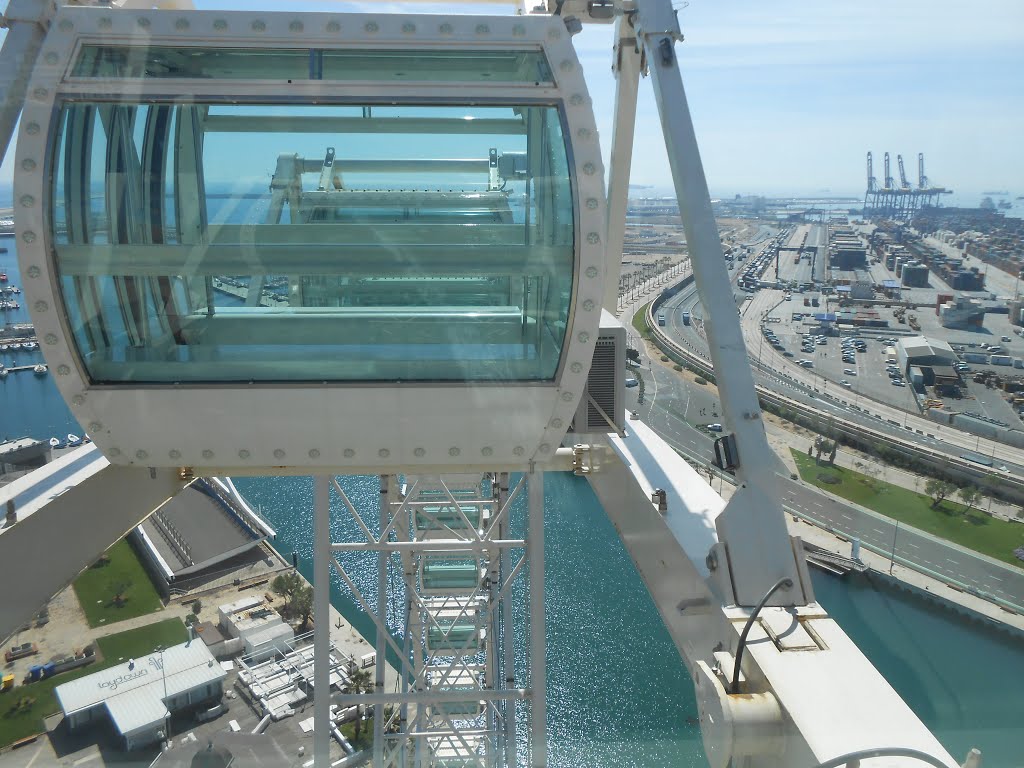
[218,597,295,663]
[896,336,958,372]
[55,641,226,750]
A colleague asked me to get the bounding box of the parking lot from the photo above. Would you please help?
[759,315,921,411]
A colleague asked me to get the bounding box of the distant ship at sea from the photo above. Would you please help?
[983,190,1009,195]
[998,200,1012,209]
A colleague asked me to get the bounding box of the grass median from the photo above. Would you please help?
[791,449,1024,567]
[632,302,651,338]
[0,618,188,748]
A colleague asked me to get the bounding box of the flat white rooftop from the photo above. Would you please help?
[56,640,225,735]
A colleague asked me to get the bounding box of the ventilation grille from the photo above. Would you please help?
[585,340,617,427]
[569,311,625,434]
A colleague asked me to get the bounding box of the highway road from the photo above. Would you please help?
[625,343,1024,613]
[661,279,1024,475]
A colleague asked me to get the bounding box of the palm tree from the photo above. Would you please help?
[346,667,374,740]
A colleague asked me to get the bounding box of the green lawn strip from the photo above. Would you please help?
[790,449,1024,566]
[340,717,374,751]
[632,302,651,337]
[72,538,164,628]
[0,618,187,748]
[94,618,190,666]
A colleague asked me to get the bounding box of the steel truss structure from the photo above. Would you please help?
[316,472,543,768]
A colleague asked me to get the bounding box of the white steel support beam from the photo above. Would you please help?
[332,539,525,552]
[633,0,805,607]
[313,476,332,768]
[498,473,516,768]
[376,475,390,767]
[603,14,643,312]
[0,446,188,642]
[0,0,50,165]
[527,468,546,768]
[589,419,959,767]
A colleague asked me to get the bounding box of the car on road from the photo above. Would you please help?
[798,359,814,367]
[707,423,723,432]
[840,380,852,388]
[625,377,639,388]
[891,380,906,387]
[783,351,795,357]
[843,368,857,375]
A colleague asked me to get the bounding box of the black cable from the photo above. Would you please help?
[730,576,793,694]
[811,747,955,768]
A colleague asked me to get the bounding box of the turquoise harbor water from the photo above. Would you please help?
[2,233,1023,765]
[233,473,1024,767]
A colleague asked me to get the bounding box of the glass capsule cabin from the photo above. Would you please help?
[15,10,609,469]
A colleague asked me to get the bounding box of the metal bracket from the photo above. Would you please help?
[694,659,785,768]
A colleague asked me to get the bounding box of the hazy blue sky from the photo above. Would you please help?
[1,0,1021,200]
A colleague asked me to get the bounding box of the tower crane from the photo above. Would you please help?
[0,1,980,766]
[883,151,895,190]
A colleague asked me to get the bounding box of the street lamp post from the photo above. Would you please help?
[889,521,900,575]
[157,646,169,748]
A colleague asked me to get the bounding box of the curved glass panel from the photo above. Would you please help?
[50,101,575,383]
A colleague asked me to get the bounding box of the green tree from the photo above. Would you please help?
[958,485,982,514]
[828,441,838,465]
[925,479,957,510]
[981,473,1004,510]
[346,667,374,740]
[290,585,314,632]
[190,599,202,616]
[108,580,132,607]
[271,571,304,602]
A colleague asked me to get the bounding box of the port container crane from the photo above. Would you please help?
[897,154,911,189]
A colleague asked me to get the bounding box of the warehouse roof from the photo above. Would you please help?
[55,641,225,736]
[898,336,956,359]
